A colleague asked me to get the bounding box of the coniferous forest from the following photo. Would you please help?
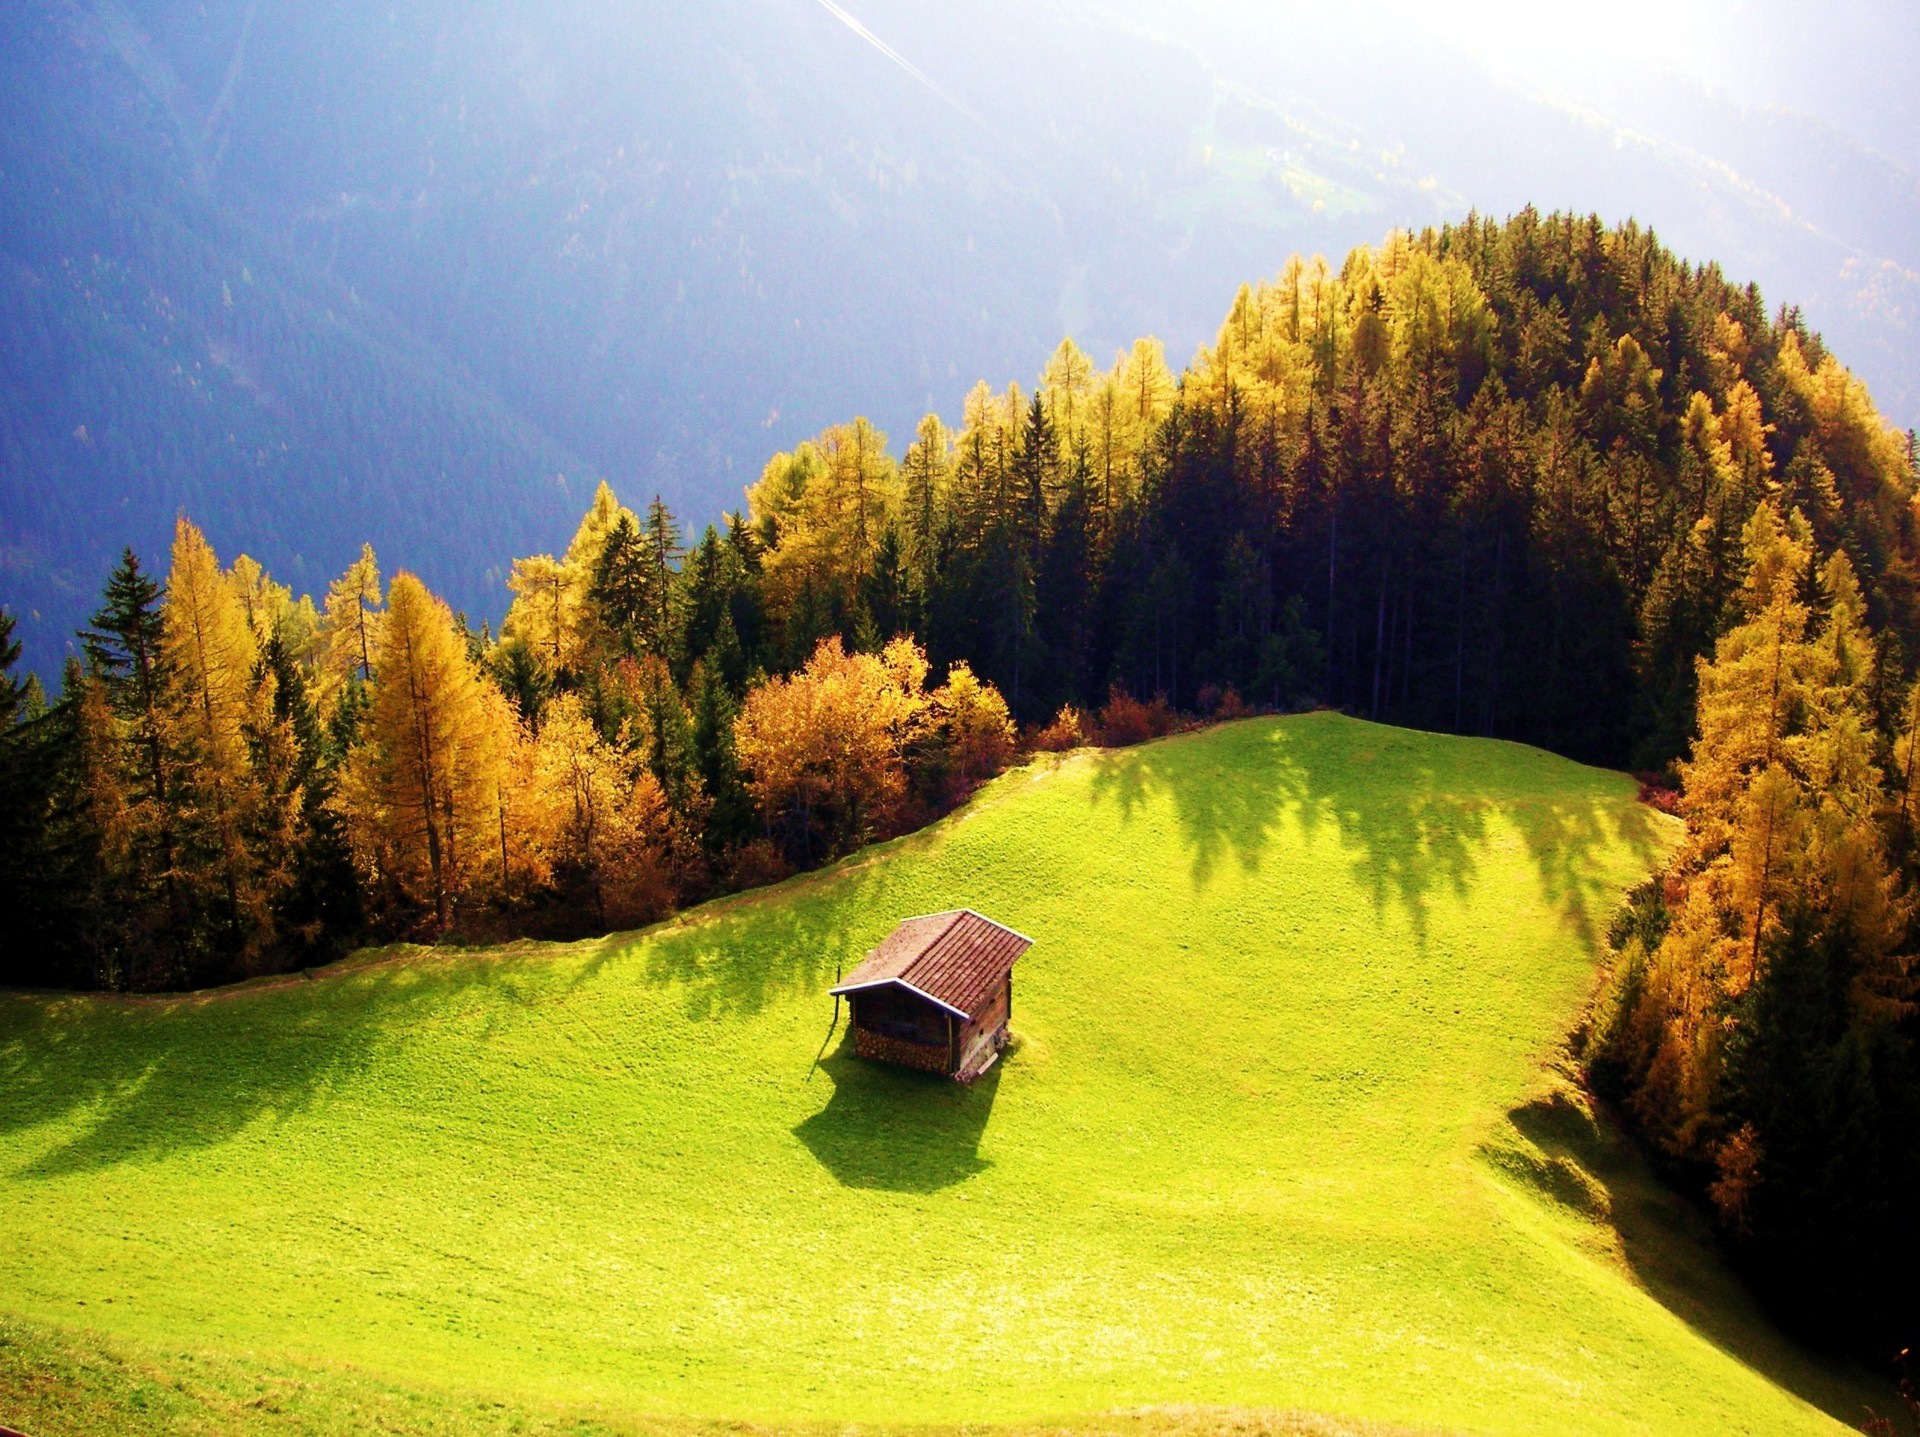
[3,209,1918,1352]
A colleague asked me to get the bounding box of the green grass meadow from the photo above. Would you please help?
[0,714,1898,1434]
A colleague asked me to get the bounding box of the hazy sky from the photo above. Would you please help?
[1175,0,1919,167]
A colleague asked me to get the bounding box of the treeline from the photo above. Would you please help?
[0,507,1031,991]
[1587,504,1919,1351]
[734,210,1918,772]
[4,208,1919,1344]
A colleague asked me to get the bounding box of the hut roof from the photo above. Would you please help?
[829,910,1032,1020]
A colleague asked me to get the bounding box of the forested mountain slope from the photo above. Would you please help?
[0,1,594,658]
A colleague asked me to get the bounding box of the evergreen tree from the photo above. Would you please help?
[80,548,183,982]
[689,659,752,853]
[0,613,86,986]
[588,512,651,661]
[261,631,362,962]
[1034,462,1096,712]
[642,495,684,662]
[861,522,913,644]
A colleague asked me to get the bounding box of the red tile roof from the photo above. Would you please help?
[829,910,1032,1019]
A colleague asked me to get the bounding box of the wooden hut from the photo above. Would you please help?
[829,910,1032,1080]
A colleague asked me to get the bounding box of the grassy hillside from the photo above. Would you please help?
[0,714,1895,1434]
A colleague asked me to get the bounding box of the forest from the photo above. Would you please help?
[2,208,1917,1353]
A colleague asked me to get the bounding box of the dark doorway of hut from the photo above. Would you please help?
[825,910,1032,1082]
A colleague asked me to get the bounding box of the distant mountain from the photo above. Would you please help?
[4,0,1915,679]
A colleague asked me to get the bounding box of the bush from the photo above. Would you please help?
[929,662,1015,783]
[1030,704,1089,752]
[724,839,792,890]
[1096,686,1176,746]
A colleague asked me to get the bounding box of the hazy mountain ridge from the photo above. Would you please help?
[4,0,1916,681]
[0,0,594,668]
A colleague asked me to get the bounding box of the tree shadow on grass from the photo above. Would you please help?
[792,1044,999,1192]
[0,853,911,1181]
[1494,1082,1899,1432]
[635,893,857,1022]
[1088,713,1670,947]
[610,863,901,1023]
[0,954,517,1179]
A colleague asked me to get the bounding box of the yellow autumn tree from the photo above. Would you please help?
[562,480,636,580]
[900,413,953,574]
[746,419,902,631]
[163,516,272,955]
[228,554,273,642]
[502,553,572,674]
[1040,337,1097,456]
[1105,337,1177,509]
[499,485,644,680]
[928,661,1015,786]
[354,571,508,930]
[1614,505,1905,1163]
[317,543,383,709]
[560,480,642,666]
[530,693,675,929]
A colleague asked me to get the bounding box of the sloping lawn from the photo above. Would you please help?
[0,714,1893,1434]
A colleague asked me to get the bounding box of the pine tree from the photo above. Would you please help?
[81,548,184,980]
[1034,463,1095,711]
[563,481,640,660]
[861,522,912,644]
[689,659,751,853]
[901,414,952,596]
[0,613,85,985]
[261,631,361,960]
[588,512,651,660]
[643,495,684,662]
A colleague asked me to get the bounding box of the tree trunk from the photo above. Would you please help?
[1371,568,1388,720]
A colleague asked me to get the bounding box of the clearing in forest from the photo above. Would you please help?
[0,714,1894,1435]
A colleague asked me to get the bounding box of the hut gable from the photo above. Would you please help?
[830,910,1032,1079]
[831,910,1031,1019]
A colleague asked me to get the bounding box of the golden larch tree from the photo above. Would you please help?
[503,553,573,675]
[531,692,674,929]
[733,635,930,862]
[929,661,1015,785]
[163,516,270,953]
[318,543,384,708]
[360,571,509,930]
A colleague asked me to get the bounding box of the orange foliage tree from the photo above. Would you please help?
[733,636,930,863]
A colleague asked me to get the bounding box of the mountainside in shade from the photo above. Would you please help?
[0,0,595,665]
[6,0,1919,681]
[0,715,1897,1433]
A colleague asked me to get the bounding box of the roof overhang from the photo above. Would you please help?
[828,975,971,1020]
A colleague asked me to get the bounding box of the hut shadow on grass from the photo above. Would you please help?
[793,1047,999,1193]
